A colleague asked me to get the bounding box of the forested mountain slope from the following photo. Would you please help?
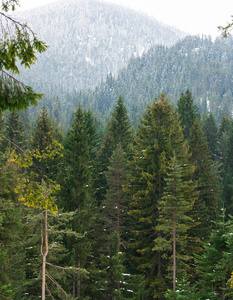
[72,35,233,125]
[16,0,185,94]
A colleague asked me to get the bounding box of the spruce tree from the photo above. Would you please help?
[103,144,129,238]
[97,231,124,300]
[195,214,233,299]
[222,125,233,216]
[31,106,61,181]
[95,95,133,205]
[126,93,193,298]
[4,110,25,151]
[154,154,197,292]
[177,89,199,140]
[188,119,220,242]
[202,112,218,160]
[58,103,96,298]
[0,149,27,299]
[218,114,232,174]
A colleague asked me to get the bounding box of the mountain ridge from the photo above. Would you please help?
[15,0,186,93]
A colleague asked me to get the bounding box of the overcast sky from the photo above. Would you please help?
[19,0,233,39]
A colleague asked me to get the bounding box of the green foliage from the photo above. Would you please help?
[165,277,198,300]
[188,119,220,243]
[0,0,47,113]
[202,112,218,160]
[6,108,63,213]
[95,95,133,205]
[218,16,233,38]
[154,154,197,287]
[195,214,233,299]
[57,103,97,298]
[104,144,129,236]
[177,89,199,139]
[126,93,190,298]
[97,231,124,299]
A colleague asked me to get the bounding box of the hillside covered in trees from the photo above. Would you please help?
[16,0,185,94]
[3,0,233,299]
[25,35,233,132]
[2,91,233,299]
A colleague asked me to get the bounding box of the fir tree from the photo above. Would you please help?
[195,213,233,299]
[31,106,61,181]
[103,144,129,238]
[97,231,124,300]
[126,93,192,298]
[177,89,199,140]
[202,112,218,160]
[58,103,96,298]
[222,125,233,216]
[218,114,232,174]
[154,154,197,292]
[188,119,219,243]
[4,110,25,151]
[95,95,133,205]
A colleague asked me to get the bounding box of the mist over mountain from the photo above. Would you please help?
[16,0,186,94]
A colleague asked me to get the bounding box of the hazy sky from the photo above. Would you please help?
[19,0,233,38]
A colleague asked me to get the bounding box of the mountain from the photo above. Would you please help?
[16,0,186,94]
[66,35,233,126]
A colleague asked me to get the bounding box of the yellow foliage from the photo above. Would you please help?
[9,138,63,213]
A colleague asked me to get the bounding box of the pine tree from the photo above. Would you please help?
[177,89,199,140]
[0,149,27,299]
[4,110,26,151]
[126,93,192,298]
[31,106,61,181]
[103,144,129,238]
[195,213,233,299]
[188,119,220,242]
[154,154,197,292]
[97,231,124,300]
[83,108,100,165]
[95,95,133,205]
[221,125,233,216]
[58,103,96,298]
[202,112,218,160]
[218,114,232,174]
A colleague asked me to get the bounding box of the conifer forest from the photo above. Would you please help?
[2,0,233,299]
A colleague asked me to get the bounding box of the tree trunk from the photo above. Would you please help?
[41,209,48,300]
[173,208,176,292]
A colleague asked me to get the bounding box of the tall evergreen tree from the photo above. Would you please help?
[218,114,232,174]
[202,112,218,160]
[126,93,192,298]
[103,144,129,238]
[195,214,233,299]
[4,110,25,151]
[95,95,133,205]
[31,106,61,181]
[188,119,219,243]
[177,89,199,140]
[221,125,233,216]
[154,154,197,292]
[58,103,96,298]
[0,149,27,299]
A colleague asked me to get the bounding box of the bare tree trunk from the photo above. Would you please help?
[173,208,176,292]
[41,209,48,300]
